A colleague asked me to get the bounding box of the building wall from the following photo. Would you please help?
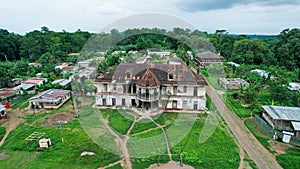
[30,92,71,109]
[95,81,207,111]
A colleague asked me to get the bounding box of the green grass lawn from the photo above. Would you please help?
[225,94,253,118]
[276,148,300,169]
[0,126,6,141]
[103,109,135,135]
[171,117,240,169]
[0,122,119,169]
[1,99,240,169]
[244,119,273,152]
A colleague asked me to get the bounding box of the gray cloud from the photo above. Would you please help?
[177,0,300,11]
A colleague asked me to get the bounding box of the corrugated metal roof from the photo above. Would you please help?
[262,106,300,121]
[196,51,224,59]
[95,63,208,86]
[0,88,18,99]
[30,89,70,101]
[137,69,160,87]
[291,121,300,131]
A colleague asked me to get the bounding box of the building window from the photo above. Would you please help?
[183,86,187,93]
[126,72,131,79]
[113,84,117,91]
[103,84,108,92]
[193,87,198,96]
[168,72,174,80]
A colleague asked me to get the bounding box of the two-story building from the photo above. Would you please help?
[95,61,208,111]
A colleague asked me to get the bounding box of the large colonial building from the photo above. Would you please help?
[95,60,208,111]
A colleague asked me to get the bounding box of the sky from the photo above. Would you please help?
[1,0,300,35]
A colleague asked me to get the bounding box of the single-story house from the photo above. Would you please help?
[147,51,171,57]
[78,67,96,80]
[262,105,300,137]
[227,62,240,67]
[0,88,19,105]
[28,62,42,67]
[251,69,275,79]
[61,66,76,74]
[29,89,71,109]
[218,78,249,90]
[14,78,48,94]
[52,79,71,87]
[68,53,80,57]
[288,82,300,92]
[195,51,225,65]
[78,57,105,69]
[55,63,69,70]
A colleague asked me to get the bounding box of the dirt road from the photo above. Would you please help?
[207,87,282,169]
[0,109,22,146]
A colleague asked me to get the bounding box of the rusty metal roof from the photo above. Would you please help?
[0,88,18,99]
[137,69,160,87]
[95,63,208,86]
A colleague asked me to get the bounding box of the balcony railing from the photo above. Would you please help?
[137,93,160,101]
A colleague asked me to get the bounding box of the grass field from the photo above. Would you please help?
[0,126,6,141]
[171,115,240,169]
[1,96,240,169]
[276,148,300,169]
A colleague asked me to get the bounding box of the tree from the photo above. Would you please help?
[231,39,272,65]
[274,28,300,71]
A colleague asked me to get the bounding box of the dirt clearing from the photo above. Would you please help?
[42,112,74,127]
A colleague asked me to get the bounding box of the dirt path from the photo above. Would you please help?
[0,109,23,146]
[207,87,282,169]
[99,115,137,169]
[150,119,172,161]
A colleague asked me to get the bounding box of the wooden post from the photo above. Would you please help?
[180,153,183,167]
[157,155,160,166]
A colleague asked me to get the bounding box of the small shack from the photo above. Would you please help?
[39,138,51,148]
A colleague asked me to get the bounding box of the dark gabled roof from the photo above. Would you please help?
[95,70,115,82]
[95,63,208,86]
[137,69,160,87]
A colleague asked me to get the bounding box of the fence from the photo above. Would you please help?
[254,115,275,138]
[10,95,31,107]
[254,115,300,146]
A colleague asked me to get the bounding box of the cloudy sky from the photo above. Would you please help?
[1,0,300,35]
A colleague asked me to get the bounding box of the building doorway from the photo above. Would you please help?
[112,98,116,106]
[131,99,136,107]
[183,101,187,110]
[102,98,106,106]
[193,101,198,110]
[172,100,177,109]
[122,98,126,106]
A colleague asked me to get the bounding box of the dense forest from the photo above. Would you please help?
[0,27,300,81]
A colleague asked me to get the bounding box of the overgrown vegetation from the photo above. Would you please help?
[276,148,300,169]
[244,119,272,152]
